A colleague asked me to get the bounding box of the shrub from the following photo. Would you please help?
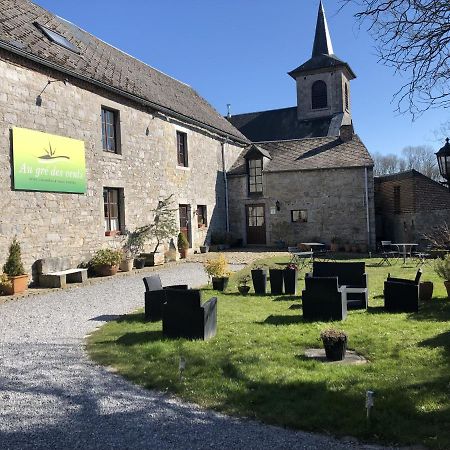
[90,249,122,267]
[203,253,230,278]
[0,273,12,294]
[435,254,450,281]
[3,238,25,277]
[320,328,347,344]
[177,232,189,251]
[238,274,251,286]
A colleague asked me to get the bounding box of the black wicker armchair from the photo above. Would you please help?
[143,275,188,321]
[162,289,217,340]
[383,269,422,313]
[302,276,347,321]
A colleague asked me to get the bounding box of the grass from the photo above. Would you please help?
[86,256,450,449]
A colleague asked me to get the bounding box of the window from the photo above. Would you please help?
[101,107,120,153]
[103,187,123,234]
[394,186,401,214]
[177,131,188,167]
[311,80,327,109]
[291,210,307,223]
[344,83,349,110]
[197,205,207,228]
[248,158,263,194]
[34,22,79,53]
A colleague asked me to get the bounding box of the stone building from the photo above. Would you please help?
[0,0,248,272]
[227,1,375,248]
[375,170,450,246]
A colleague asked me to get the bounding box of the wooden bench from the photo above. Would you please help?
[36,257,88,288]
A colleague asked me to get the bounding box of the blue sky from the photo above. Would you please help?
[33,0,448,154]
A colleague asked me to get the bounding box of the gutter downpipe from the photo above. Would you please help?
[364,167,370,249]
[222,138,230,232]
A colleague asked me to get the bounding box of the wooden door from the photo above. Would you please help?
[179,204,191,247]
[246,204,266,245]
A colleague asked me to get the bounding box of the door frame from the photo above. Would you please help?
[245,203,267,245]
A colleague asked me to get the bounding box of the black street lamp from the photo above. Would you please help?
[436,138,450,190]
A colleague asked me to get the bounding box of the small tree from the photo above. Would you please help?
[177,232,189,251]
[3,238,25,277]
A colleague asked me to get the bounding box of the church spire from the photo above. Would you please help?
[312,0,334,57]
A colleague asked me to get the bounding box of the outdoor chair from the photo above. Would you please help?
[302,276,347,321]
[162,289,217,340]
[378,241,399,266]
[143,275,188,321]
[306,261,368,309]
[383,269,422,313]
[287,246,313,269]
[412,245,432,266]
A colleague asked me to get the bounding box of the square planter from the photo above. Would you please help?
[269,269,284,295]
[2,274,29,295]
[141,252,165,266]
[251,269,267,295]
[212,276,229,291]
[283,269,298,295]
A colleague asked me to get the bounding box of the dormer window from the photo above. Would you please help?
[247,158,263,194]
[311,80,327,109]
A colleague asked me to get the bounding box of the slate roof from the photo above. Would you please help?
[228,135,373,176]
[0,0,247,143]
[227,107,332,142]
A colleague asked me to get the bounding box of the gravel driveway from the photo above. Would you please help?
[0,262,393,450]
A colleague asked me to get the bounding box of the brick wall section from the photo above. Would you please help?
[0,50,244,272]
[228,166,376,248]
[375,171,450,244]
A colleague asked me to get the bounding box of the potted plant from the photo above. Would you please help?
[237,274,251,296]
[2,238,28,295]
[320,329,348,361]
[178,232,190,259]
[283,263,298,295]
[251,264,268,295]
[134,257,146,269]
[121,227,148,271]
[435,254,450,298]
[200,245,209,254]
[344,241,352,252]
[0,273,12,296]
[419,281,434,302]
[90,248,122,277]
[269,264,284,295]
[203,253,231,291]
[330,237,341,252]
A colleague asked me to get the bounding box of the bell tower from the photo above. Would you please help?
[288,1,356,124]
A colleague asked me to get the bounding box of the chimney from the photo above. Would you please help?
[339,124,353,142]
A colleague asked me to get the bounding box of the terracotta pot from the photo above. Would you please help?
[3,274,29,295]
[95,265,119,277]
[444,281,450,299]
[419,281,433,301]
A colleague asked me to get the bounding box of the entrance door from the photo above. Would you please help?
[179,204,191,247]
[246,204,266,245]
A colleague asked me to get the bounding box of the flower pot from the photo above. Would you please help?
[119,259,134,272]
[142,252,165,266]
[444,281,450,299]
[351,244,359,253]
[212,276,229,291]
[359,243,368,253]
[200,246,209,254]
[323,340,347,361]
[179,248,188,259]
[330,243,339,252]
[3,274,29,295]
[95,265,119,277]
[238,285,251,296]
[419,281,433,302]
[344,244,351,252]
[269,269,284,295]
[283,269,298,295]
[134,258,145,269]
[251,269,267,295]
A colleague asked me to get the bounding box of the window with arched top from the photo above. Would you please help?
[311,80,327,109]
[345,83,349,110]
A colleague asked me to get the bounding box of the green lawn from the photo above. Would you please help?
[87,256,450,449]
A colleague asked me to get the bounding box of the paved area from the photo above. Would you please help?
[0,262,394,449]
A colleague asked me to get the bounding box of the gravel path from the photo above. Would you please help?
[0,262,394,450]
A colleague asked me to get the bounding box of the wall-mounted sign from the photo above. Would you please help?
[12,127,86,194]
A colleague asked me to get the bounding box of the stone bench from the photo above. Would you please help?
[36,257,88,289]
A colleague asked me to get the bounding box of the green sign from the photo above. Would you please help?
[12,127,86,193]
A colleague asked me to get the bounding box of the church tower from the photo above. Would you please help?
[288,1,356,125]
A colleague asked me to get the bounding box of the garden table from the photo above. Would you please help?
[392,243,418,264]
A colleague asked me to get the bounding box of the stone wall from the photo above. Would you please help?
[0,50,244,273]
[228,166,376,248]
